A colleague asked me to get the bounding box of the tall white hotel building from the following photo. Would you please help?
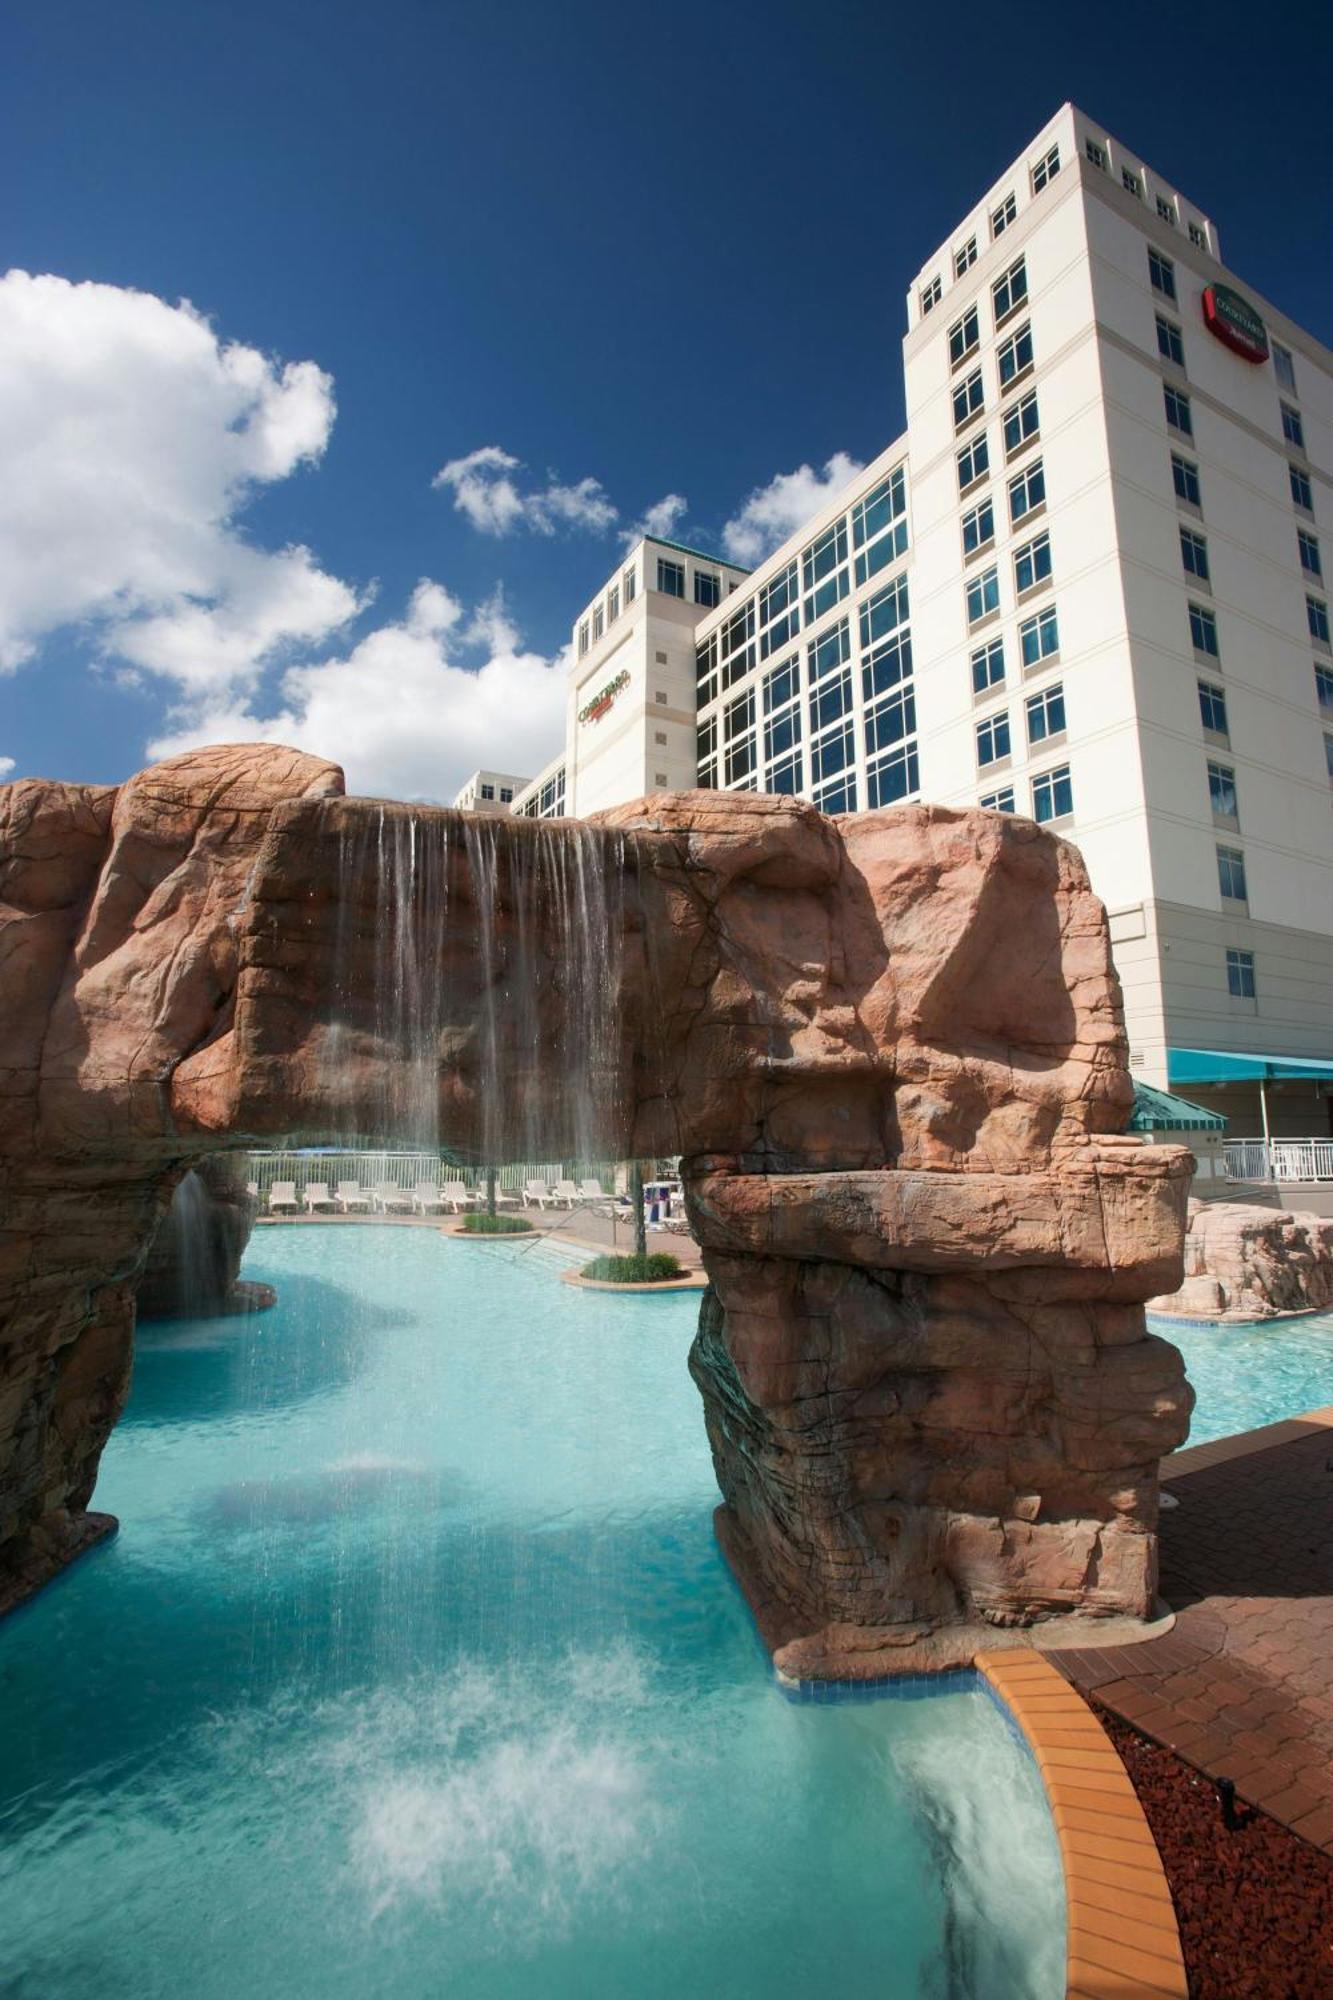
[462,105,1333,1155]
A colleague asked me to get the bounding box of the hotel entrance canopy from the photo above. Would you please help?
[1167,1048,1333,1086]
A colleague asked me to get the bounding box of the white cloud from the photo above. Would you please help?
[0,269,361,684]
[622,493,688,546]
[0,756,14,780]
[721,452,864,566]
[433,445,618,537]
[148,579,568,804]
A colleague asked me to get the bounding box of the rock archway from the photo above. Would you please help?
[0,746,1193,1668]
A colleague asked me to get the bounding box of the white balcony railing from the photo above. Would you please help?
[1224,1137,1333,1184]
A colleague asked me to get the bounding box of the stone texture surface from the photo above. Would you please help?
[1150,1198,1333,1321]
[0,755,1193,1661]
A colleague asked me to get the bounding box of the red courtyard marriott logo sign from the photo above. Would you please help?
[1202,283,1270,365]
[578,668,630,725]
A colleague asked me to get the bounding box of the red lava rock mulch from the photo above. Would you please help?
[1093,1700,1333,1999]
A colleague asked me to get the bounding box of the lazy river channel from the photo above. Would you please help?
[0,1226,1071,1998]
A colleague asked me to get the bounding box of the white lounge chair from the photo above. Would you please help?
[576,1178,604,1202]
[438,1181,475,1213]
[551,1179,580,1207]
[336,1179,372,1212]
[268,1181,298,1213]
[524,1179,556,1209]
[372,1182,414,1214]
[302,1181,336,1213]
[411,1181,444,1214]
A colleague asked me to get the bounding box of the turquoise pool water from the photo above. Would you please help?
[0,1227,1065,1999]
[1152,1309,1333,1446]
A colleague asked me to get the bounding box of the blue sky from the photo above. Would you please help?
[3,0,1329,799]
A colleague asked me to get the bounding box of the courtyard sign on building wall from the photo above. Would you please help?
[1202,283,1270,365]
[578,667,630,726]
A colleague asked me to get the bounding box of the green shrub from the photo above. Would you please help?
[460,1212,534,1235]
[579,1252,684,1284]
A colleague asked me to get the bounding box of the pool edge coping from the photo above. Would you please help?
[975,1648,1188,2000]
[1161,1403,1333,1481]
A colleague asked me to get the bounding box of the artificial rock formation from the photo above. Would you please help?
[0,749,1194,1663]
[135,1157,269,1321]
[1150,1198,1333,1323]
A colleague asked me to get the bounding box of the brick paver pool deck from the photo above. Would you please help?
[1049,1408,1333,1857]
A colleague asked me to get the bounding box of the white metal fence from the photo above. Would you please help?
[246,1151,596,1205]
[1224,1137,1333,1184]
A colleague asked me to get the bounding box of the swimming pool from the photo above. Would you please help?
[0,1226,1065,1999]
[1152,1308,1333,1446]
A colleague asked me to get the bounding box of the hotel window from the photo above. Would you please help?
[962,495,995,557]
[1197,681,1229,738]
[949,304,980,369]
[768,750,803,795]
[1299,529,1322,579]
[864,682,916,755]
[1326,735,1333,784]
[1026,683,1066,745]
[954,235,978,278]
[957,434,989,492]
[1172,453,1201,507]
[1189,602,1219,656]
[1217,845,1248,903]
[607,584,620,623]
[976,711,1011,767]
[920,274,942,315]
[1180,526,1209,583]
[720,603,756,688]
[1032,763,1073,824]
[623,565,637,605]
[860,574,910,648]
[1282,402,1305,450]
[992,255,1028,324]
[1156,197,1177,226]
[867,743,919,808]
[971,636,1005,693]
[763,677,802,764]
[813,771,858,814]
[479,782,495,800]
[758,561,800,658]
[657,557,685,598]
[991,192,1017,239]
[763,654,800,714]
[1031,143,1060,194]
[1014,529,1052,594]
[1164,385,1193,437]
[1226,947,1256,999]
[966,564,1000,626]
[1148,247,1176,301]
[695,570,721,608]
[1085,138,1106,170]
[810,718,855,784]
[1009,459,1045,526]
[1122,166,1142,199]
[802,520,850,623]
[592,604,605,641]
[998,322,1034,388]
[1004,389,1039,456]
[1020,605,1059,668]
[863,627,912,701]
[1156,315,1185,367]
[696,633,719,705]
[578,620,590,657]
[1189,221,1207,250]
[1308,594,1330,645]
[724,689,757,786]
[980,786,1016,812]
[1208,759,1238,822]
[954,367,984,429]
[810,661,852,733]
[851,466,909,585]
[808,615,851,681]
[696,715,718,788]
[1316,663,1333,711]
[1290,463,1314,512]
[499,787,513,804]
[1273,342,1296,394]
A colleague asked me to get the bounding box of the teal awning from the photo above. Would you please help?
[1130,1082,1227,1132]
[1168,1047,1333,1086]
